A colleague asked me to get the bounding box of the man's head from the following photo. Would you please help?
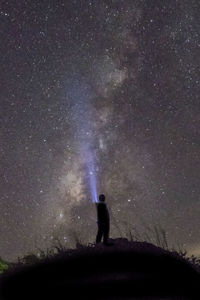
[99,194,105,202]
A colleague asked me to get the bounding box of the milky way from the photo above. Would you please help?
[1,0,200,261]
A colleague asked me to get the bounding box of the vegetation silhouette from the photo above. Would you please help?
[1,226,200,299]
[0,258,8,274]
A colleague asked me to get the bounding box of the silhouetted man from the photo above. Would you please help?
[96,194,111,245]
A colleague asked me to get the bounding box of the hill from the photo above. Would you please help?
[0,238,200,299]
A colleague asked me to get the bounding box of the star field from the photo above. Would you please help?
[0,0,200,261]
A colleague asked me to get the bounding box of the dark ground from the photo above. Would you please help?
[0,239,199,299]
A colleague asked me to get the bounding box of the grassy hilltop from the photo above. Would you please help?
[0,238,200,299]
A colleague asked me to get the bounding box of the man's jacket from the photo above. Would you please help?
[96,202,110,226]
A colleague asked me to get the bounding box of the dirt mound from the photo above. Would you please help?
[1,239,199,299]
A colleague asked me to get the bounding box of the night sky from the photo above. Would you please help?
[1,0,200,262]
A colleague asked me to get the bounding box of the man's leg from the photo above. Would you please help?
[96,226,103,244]
[103,224,109,245]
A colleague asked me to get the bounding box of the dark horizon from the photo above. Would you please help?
[1,239,200,300]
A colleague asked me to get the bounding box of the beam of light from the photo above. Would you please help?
[85,147,98,203]
[66,77,98,203]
